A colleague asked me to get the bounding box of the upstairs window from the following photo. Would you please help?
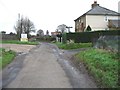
[104,15,108,22]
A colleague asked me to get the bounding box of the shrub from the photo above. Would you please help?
[86,25,92,32]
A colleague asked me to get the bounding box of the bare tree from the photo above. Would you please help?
[37,29,44,37]
[14,14,35,39]
[57,24,67,33]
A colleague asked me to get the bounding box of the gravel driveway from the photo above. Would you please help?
[1,44,36,53]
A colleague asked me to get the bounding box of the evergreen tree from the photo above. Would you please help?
[86,25,92,31]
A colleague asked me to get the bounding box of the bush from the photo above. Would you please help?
[86,25,92,31]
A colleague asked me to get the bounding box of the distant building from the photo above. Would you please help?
[74,1,120,32]
[51,32,61,37]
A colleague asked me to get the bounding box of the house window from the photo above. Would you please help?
[104,15,108,22]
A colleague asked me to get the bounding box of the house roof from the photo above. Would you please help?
[74,5,120,21]
[109,20,120,28]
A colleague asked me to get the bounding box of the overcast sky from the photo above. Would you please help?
[0,0,120,34]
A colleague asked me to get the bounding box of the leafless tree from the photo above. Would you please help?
[14,14,35,39]
[56,24,67,33]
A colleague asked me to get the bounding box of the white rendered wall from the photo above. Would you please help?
[86,15,119,31]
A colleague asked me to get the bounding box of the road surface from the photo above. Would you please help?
[1,43,97,88]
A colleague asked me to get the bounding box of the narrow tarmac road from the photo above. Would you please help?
[2,43,97,88]
[3,43,72,88]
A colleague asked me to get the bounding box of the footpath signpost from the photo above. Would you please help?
[20,34,28,42]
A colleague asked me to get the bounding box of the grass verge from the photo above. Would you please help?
[75,48,119,88]
[55,42,92,50]
[0,48,16,69]
[0,40,39,45]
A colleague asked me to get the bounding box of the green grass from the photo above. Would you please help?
[55,42,92,50]
[0,48,16,69]
[0,40,39,45]
[75,48,119,88]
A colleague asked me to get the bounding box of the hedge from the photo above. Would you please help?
[62,30,120,43]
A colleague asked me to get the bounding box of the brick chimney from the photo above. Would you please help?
[91,1,99,8]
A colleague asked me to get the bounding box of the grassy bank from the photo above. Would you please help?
[55,42,92,50]
[0,48,16,69]
[0,40,39,45]
[75,48,119,88]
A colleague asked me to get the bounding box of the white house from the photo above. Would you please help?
[74,1,120,32]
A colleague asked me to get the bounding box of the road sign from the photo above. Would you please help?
[21,34,28,42]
